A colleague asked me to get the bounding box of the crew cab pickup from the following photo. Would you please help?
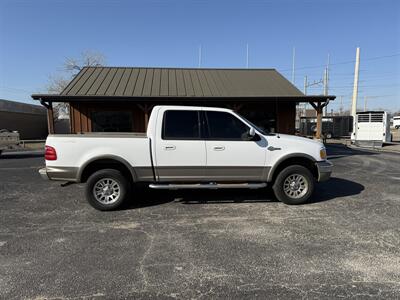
[39,106,332,210]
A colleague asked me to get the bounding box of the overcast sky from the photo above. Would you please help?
[0,0,399,112]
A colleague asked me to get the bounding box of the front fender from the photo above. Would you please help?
[267,153,317,182]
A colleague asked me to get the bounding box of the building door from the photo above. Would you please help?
[154,109,206,182]
[204,110,267,181]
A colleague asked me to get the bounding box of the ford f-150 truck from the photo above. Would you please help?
[39,105,332,210]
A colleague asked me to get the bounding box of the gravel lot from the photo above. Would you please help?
[1,145,399,299]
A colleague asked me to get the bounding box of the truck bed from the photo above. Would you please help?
[45,133,153,181]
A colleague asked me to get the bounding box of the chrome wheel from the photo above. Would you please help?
[93,178,121,204]
[283,174,308,199]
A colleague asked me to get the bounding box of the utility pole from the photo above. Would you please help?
[323,54,330,116]
[351,47,360,140]
[339,96,343,115]
[198,45,202,68]
[304,76,323,116]
[292,47,296,84]
[303,76,308,95]
[246,43,249,68]
[303,76,308,117]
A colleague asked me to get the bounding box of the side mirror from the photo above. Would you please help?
[249,127,255,137]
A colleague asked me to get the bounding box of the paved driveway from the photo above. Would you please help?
[0,146,399,299]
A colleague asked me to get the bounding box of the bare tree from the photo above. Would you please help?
[47,50,106,120]
[47,50,106,94]
[64,50,105,74]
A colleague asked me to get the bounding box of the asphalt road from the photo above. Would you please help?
[0,146,399,299]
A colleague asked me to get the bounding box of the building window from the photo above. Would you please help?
[239,109,277,133]
[91,111,133,132]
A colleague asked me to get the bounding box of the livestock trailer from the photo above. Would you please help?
[354,111,391,146]
[393,116,400,129]
[299,116,353,138]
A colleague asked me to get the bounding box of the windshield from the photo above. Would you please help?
[236,113,271,136]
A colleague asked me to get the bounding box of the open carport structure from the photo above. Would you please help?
[32,67,335,139]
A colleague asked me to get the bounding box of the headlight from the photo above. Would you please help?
[320,148,327,160]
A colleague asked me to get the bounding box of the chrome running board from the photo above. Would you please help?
[149,182,267,190]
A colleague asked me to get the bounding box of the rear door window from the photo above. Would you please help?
[162,110,201,140]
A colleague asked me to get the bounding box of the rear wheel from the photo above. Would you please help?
[272,165,314,205]
[85,169,130,211]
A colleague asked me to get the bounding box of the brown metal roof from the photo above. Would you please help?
[32,67,335,102]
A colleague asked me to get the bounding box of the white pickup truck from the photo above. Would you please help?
[39,105,332,210]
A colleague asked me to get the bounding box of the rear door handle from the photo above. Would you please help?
[164,145,176,150]
[213,146,225,151]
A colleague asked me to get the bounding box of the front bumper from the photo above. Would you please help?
[315,160,333,182]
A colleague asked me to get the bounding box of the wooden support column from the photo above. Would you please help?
[45,102,55,134]
[316,104,323,139]
[227,103,243,112]
[137,104,153,129]
[309,101,323,139]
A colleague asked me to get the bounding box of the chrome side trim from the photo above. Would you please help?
[156,166,205,182]
[155,166,270,182]
[149,182,267,190]
[316,160,333,182]
[135,167,155,181]
[206,166,268,181]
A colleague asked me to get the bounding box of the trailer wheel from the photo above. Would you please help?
[326,132,332,139]
[272,165,314,205]
[85,169,130,211]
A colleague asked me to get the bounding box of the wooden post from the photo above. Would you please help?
[47,102,55,134]
[316,103,322,140]
[309,101,323,140]
[137,104,152,129]
[144,106,149,128]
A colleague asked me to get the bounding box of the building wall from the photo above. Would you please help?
[68,101,296,135]
[70,102,145,133]
[0,99,48,139]
[0,111,48,139]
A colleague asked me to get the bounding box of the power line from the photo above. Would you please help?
[279,52,400,72]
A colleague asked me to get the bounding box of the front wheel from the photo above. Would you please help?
[272,165,314,205]
[85,169,130,211]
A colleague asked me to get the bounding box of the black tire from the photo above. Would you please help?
[272,165,314,205]
[326,132,332,139]
[85,169,130,211]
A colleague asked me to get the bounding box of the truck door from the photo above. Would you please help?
[204,111,267,181]
[154,109,206,182]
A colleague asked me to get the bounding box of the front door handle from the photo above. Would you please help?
[164,145,176,150]
[267,146,281,151]
[213,146,225,151]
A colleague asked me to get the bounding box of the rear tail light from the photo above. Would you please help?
[45,145,57,160]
